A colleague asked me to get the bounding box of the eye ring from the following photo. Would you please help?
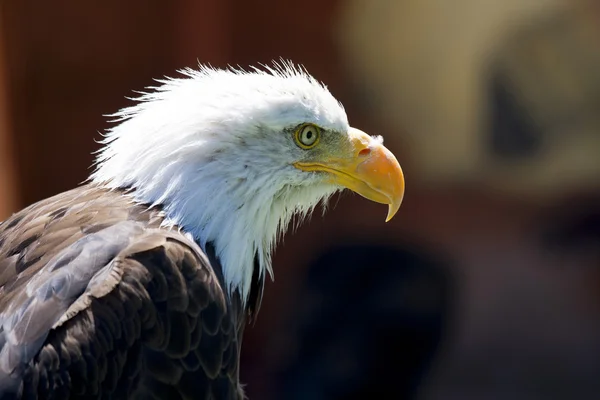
[294,124,321,149]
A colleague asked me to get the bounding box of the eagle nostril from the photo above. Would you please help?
[358,148,371,157]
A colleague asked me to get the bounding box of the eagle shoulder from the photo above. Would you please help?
[0,185,244,399]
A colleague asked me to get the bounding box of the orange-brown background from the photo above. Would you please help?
[1,1,600,399]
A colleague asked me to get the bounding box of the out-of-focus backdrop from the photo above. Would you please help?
[1,1,600,399]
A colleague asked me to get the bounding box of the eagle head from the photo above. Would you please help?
[91,62,404,303]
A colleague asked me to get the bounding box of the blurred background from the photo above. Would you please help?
[1,0,600,399]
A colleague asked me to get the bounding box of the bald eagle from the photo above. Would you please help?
[0,63,404,399]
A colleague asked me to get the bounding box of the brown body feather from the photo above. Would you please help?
[0,185,250,399]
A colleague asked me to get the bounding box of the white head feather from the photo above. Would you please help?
[91,62,349,304]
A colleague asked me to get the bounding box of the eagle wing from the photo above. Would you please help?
[0,186,244,399]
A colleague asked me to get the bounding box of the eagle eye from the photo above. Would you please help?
[294,124,321,149]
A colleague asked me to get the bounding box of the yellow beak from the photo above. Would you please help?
[294,127,405,221]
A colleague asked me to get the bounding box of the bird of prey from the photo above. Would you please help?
[0,62,404,399]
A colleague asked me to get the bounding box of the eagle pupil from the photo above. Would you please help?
[306,131,313,139]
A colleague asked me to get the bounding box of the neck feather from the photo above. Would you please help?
[91,119,336,305]
[90,64,346,304]
[94,161,335,304]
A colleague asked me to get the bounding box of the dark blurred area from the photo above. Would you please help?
[1,1,600,399]
[273,245,454,400]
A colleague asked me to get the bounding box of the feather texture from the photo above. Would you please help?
[0,185,248,399]
[0,62,356,398]
[90,62,349,303]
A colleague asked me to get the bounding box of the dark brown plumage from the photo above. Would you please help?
[0,185,251,399]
